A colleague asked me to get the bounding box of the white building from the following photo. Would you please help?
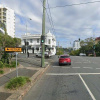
[0,5,15,38]
[21,31,56,55]
[73,40,80,50]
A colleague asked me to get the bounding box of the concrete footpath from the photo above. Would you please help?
[0,62,49,100]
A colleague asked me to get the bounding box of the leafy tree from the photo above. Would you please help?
[0,21,21,62]
[79,37,94,55]
[70,50,80,56]
[13,38,21,47]
[95,41,100,56]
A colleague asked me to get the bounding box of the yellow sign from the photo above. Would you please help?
[5,47,22,52]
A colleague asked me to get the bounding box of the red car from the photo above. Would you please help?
[59,55,71,66]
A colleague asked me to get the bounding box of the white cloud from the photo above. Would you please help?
[1,0,100,47]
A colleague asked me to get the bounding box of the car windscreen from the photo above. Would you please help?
[60,56,69,58]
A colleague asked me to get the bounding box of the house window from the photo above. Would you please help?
[48,39,51,44]
[37,39,39,43]
[23,39,26,43]
[30,39,32,43]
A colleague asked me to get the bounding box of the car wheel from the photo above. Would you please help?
[69,63,71,65]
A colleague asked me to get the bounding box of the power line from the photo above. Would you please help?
[48,0,100,9]
[47,0,55,34]
[39,0,53,33]
[40,0,54,32]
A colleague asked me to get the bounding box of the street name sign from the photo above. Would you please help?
[5,47,22,52]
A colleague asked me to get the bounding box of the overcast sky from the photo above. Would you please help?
[1,0,100,47]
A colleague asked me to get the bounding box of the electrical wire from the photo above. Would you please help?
[39,0,53,33]
[47,0,55,34]
[48,0,100,9]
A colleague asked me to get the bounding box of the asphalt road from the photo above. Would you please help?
[23,56,100,100]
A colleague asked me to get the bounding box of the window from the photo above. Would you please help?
[48,39,51,44]
[23,39,26,43]
[30,39,32,43]
[60,56,69,58]
[37,39,39,43]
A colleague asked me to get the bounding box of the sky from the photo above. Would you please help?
[1,0,100,48]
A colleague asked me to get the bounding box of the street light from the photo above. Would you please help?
[25,18,32,58]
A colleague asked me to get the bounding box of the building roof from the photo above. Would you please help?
[46,30,52,36]
[74,40,79,42]
[96,37,100,40]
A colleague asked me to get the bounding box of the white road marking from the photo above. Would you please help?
[46,73,100,76]
[79,74,96,100]
[46,73,78,76]
[62,67,70,68]
[84,62,89,63]
[83,67,92,69]
[96,68,100,69]
[52,66,59,67]
[72,67,80,68]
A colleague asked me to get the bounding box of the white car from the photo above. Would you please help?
[36,52,51,58]
[36,53,41,57]
[79,53,86,56]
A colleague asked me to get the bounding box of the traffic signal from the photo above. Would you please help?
[41,35,45,43]
[25,42,29,45]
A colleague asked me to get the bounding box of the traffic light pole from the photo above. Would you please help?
[41,0,46,67]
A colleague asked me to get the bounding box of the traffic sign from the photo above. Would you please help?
[5,47,22,52]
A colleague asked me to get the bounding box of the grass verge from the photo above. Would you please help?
[5,76,31,90]
[0,70,4,74]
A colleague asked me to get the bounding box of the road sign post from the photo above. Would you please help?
[16,52,18,77]
[5,47,22,77]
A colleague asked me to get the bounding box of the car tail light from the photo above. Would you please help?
[65,58,71,62]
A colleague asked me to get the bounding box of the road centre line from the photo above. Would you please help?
[72,67,80,68]
[62,67,70,68]
[46,73,100,76]
[79,74,96,100]
[83,67,92,69]
[96,68,100,69]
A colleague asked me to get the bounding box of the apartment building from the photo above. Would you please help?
[73,40,81,50]
[0,5,15,38]
[21,31,56,55]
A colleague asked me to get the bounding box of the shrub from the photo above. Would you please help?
[96,52,100,57]
[10,61,19,68]
[3,63,10,68]
[6,76,31,90]
[0,61,3,68]
[1,53,9,64]
[0,70,4,74]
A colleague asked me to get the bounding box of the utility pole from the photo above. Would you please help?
[26,24,27,58]
[41,0,46,67]
[58,42,59,55]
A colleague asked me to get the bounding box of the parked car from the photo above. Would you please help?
[58,55,71,66]
[36,52,51,58]
[45,52,51,58]
[79,53,86,56]
[36,53,41,57]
